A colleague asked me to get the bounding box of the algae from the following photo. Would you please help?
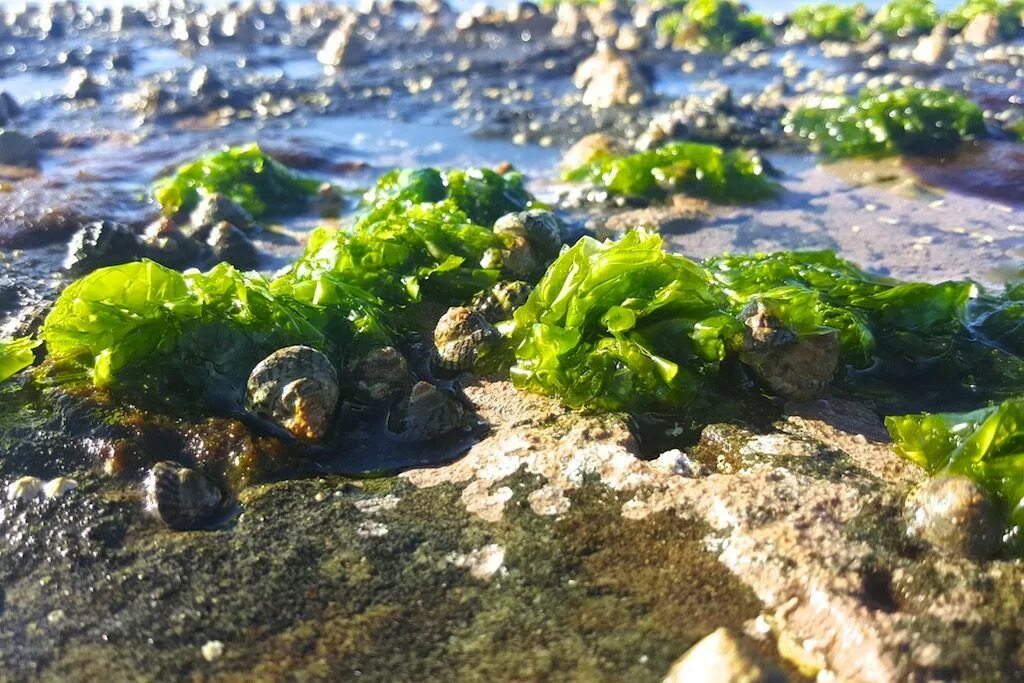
[946,0,1024,38]
[870,0,940,37]
[784,87,986,158]
[563,141,778,203]
[656,0,772,51]
[789,3,870,42]
[152,143,321,217]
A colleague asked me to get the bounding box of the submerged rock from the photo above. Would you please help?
[246,345,341,442]
[664,628,786,683]
[145,462,224,530]
[64,220,141,275]
[0,130,39,168]
[904,475,1003,559]
[0,93,21,126]
[317,18,367,69]
[65,68,101,101]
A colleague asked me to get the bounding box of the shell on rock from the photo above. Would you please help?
[145,461,224,531]
[386,381,466,443]
[492,209,563,260]
[905,475,1003,559]
[470,280,532,323]
[738,301,838,401]
[245,345,340,442]
[345,346,412,404]
[433,306,501,372]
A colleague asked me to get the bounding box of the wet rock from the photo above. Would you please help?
[344,346,412,404]
[246,345,341,442]
[602,196,711,233]
[912,23,951,65]
[552,3,588,40]
[205,222,260,270]
[142,218,207,269]
[961,12,1000,46]
[187,192,257,237]
[64,220,141,276]
[317,18,367,69]
[0,130,39,168]
[0,93,21,126]
[386,381,466,443]
[188,66,226,101]
[573,43,651,109]
[145,462,224,530]
[65,68,101,101]
[637,112,688,152]
[904,475,1002,559]
[664,628,786,683]
[6,476,44,502]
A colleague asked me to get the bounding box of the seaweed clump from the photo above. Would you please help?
[283,167,537,312]
[655,0,772,51]
[946,0,1024,38]
[869,0,939,37]
[152,143,321,218]
[784,87,985,158]
[789,3,870,42]
[510,230,1024,412]
[563,141,778,203]
[886,398,1024,539]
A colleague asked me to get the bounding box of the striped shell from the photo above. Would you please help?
[145,462,224,531]
[245,345,340,442]
[433,306,501,371]
[345,346,412,404]
[471,280,532,323]
[386,381,465,443]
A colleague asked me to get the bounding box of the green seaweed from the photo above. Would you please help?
[152,143,321,218]
[563,141,778,203]
[656,0,772,51]
[510,231,1024,412]
[790,3,870,41]
[285,166,536,311]
[870,0,939,37]
[946,0,1024,38]
[886,398,1024,530]
[41,260,390,391]
[784,87,985,158]
[0,337,40,383]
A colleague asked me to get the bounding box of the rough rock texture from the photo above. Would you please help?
[573,45,652,110]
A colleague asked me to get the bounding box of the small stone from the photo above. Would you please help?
[187,193,256,237]
[0,130,40,168]
[42,477,78,499]
[201,640,225,662]
[6,476,44,502]
[317,19,367,69]
[904,475,1002,559]
[448,544,506,581]
[663,628,786,682]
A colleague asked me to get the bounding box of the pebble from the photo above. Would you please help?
[6,476,79,502]
[201,640,225,662]
[663,628,786,682]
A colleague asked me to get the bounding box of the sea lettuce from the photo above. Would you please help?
[564,141,778,203]
[152,143,321,217]
[790,3,870,41]
[870,0,939,37]
[656,0,772,51]
[0,337,40,383]
[886,398,1024,529]
[511,232,1024,411]
[784,87,986,158]
[41,260,390,391]
[510,230,741,410]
